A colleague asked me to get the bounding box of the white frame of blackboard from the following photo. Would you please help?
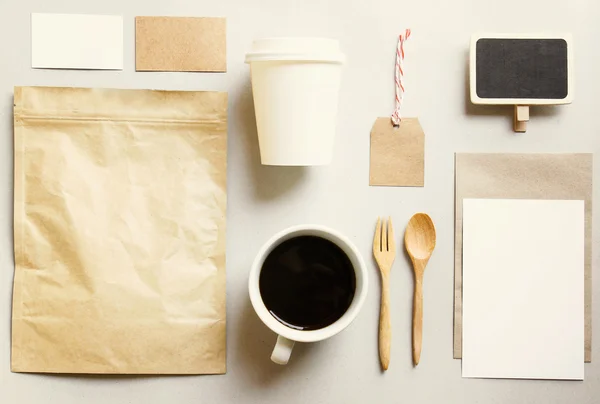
[470,33,574,105]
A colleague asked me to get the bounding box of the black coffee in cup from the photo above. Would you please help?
[259,235,356,331]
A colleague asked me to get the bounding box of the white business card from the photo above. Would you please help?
[31,13,123,70]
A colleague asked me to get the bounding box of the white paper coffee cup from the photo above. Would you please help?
[245,38,345,166]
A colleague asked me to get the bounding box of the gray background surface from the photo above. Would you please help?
[1,0,599,403]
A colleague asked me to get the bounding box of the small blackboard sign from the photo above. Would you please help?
[470,34,573,105]
[470,34,573,131]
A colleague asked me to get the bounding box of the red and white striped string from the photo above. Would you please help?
[391,29,411,126]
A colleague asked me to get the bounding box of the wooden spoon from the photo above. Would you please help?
[404,213,436,366]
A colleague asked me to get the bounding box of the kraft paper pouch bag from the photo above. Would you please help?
[12,86,227,374]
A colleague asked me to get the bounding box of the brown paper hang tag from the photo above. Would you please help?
[370,31,424,187]
[369,117,425,187]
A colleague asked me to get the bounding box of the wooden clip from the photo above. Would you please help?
[514,105,529,132]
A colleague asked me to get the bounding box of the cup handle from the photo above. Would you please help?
[271,335,295,365]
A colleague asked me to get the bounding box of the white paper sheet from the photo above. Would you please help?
[31,13,123,70]
[462,199,584,380]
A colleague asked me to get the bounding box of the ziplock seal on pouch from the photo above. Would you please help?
[12,86,227,374]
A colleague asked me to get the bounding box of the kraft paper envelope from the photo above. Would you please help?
[135,17,226,72]
[454,153,593,363]
[12,86,227,374]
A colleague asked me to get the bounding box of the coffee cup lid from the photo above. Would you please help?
[245,37,346,63]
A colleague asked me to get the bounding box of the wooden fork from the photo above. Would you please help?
[373,217,395,371]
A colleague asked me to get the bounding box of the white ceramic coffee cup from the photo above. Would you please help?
[249,225,368,365]
[245,38,345,166]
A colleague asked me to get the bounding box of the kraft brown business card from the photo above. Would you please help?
[135,16,226,72]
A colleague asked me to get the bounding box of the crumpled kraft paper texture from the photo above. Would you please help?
[454,153,593,363]
[12,86,227,374]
